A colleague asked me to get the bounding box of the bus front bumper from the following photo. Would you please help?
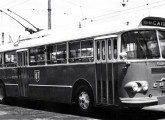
[120,97,158,107]
[157,96,165,104]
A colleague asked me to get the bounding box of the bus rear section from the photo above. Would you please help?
[119,29,165,108]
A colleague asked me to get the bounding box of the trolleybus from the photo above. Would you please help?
[0,16,165,114]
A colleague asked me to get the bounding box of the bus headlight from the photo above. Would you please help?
[140,81,149,91]
[124,81,148,93]
[131,82,139,92]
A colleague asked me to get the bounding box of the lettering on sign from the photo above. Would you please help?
[154,78,165,88]
[142,20,165,27]
[34,70,40,82]
[141,17,165,27]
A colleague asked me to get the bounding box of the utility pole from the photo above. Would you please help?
[48,0,51,29]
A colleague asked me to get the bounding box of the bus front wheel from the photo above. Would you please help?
[0,83,6,103]
[75,85,94,115]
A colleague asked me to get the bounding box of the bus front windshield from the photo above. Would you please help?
[121,30,160,59]
[158,30,165,58]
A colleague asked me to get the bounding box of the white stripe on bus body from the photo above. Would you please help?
[4,83,72,88]
[5,84,18,86]
[28,84,72,88]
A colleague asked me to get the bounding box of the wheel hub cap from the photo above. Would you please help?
[79,92,90,110]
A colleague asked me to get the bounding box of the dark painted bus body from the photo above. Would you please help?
[0,16,165,114]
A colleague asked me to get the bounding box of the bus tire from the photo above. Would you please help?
[75,85,94,115]
[0,83,6,103]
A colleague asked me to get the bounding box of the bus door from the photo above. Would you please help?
[17,50,28,97]
[95,37,116,104]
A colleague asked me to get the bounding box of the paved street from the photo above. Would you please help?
[0,98,165,120]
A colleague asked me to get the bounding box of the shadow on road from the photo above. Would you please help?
[5,98,165,120]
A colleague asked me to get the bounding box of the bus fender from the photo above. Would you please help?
[71,79,94,104]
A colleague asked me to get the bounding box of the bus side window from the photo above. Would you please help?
[81,39,94,62]
[69,39,94,63]
[47,43,67,64]
[4,51,17,67]
[0,53,3,67]
[108,39,112,60]
[102,41,105,60]
[29,46,45,66]
[69,41,81,63]
[113,39,117,59]
[56,43,67,64]
[47,45,57,64]
[96,41,100,61]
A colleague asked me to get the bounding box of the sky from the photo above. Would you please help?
[0,0,165,42]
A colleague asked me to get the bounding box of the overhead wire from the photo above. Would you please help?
[8,0,30,9]
[88,0,165,22]
[52,0,165,28]
[61,0,165,17]
[0,0,18,10]
[49,0,165,29]
[62,0,116,12]
[1,0,165,30]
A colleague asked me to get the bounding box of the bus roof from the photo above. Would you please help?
[0,16,165,52]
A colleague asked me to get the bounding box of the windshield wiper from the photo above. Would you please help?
[136,38,147,59]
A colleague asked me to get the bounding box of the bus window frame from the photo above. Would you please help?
[0,53,4,67]
[16,49,29,67]
[47,39,94,65]
[95,39,107,63]
[56,43,67,64]
[81,39,94,62]
[120,30,161,60]
[4,50,17,67]
[107,39,112,61]
[29,46,46,66]
[94,35,118,62]
[96,40,101,62]
[47,43,67,64]
[47,44,57,64]
[107,37,118,62]
[69,39,94,63]
[112,38,118,60]
[102,40,106,61]
[69,40,81,63]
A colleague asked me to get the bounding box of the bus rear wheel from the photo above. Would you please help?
[75,85,94,115]
[0,83,6,103]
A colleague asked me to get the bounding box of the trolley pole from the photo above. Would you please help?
[48,0,51,30]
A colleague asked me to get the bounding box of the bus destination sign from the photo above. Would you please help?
[142,17,165,27]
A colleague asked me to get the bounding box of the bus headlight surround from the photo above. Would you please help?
[124,81,148,93]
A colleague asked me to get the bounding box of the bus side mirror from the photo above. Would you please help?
[119,52,127,60]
